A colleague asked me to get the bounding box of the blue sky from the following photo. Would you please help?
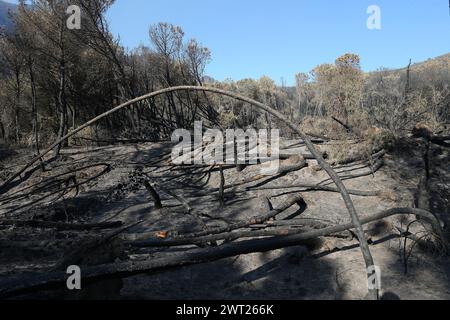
[5,0,450,85]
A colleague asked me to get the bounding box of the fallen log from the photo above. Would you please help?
[278,150,328,160]
[73,137,162,145]
[319,159,384,186]
[129,227,307,247]
[250,218,335,230]
[173,194,304,240]
[128,219,338,248]
[0,239,71,249]
[0,207,444,299]
[129,208,444,248]
[338,159,384,181]
[248,184,381,197]
[0,220,123,231]
[185,158,308,197]
[221,157,308,191]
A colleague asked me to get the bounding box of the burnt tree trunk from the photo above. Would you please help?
[54,26,68,157]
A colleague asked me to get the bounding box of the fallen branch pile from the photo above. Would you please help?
[0,86,447,300]
[0,207,444,299]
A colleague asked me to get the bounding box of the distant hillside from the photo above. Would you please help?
[368,53,450,79]
[409,53,450,71]
[0,0,17,32]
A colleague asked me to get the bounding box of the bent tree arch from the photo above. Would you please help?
[0,86,379,299]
